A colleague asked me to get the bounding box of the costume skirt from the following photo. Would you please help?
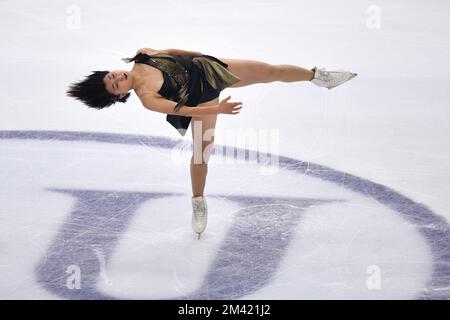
[166,55,241,136]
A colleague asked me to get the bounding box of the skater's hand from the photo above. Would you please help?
[217,96,243,115]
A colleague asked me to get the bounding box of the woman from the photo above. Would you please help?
[67,47,357,239]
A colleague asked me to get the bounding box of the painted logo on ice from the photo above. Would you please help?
[1,130,449,300]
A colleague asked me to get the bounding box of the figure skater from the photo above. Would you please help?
[67,47,357,239]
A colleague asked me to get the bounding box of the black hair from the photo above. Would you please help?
[66,71,131,109]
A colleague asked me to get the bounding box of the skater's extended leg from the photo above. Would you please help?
[217,57,313,87]
[218,57,356,89]
[274,64,314,82]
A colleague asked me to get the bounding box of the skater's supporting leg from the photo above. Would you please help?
[190,161,208,197]
[189,98,219,197]
[189,98,218,239]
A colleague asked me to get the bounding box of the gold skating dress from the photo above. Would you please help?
[122,52,241,136]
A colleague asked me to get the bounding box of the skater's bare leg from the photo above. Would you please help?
[217,57,314,88]
[190,162,208,197]
[190,97,219,197]
[275,64,315,82]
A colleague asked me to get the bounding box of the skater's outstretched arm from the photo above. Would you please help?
[136,48,203,56]
[139,94,243,117]
[165,48,203,56]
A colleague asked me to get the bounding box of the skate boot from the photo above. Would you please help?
[311,67,357,90]
[191,196,208,239]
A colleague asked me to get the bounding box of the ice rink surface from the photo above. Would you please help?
[1,0,449,299]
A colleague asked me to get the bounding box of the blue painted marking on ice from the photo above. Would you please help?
[35,189,178,300]
[1,130,449,299]
[184,195,341,300]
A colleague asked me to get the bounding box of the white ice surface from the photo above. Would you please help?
[0,0,449,299]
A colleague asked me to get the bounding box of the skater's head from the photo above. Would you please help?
[67,70,132,109]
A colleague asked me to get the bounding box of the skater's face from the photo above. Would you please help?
[103,70,131,99]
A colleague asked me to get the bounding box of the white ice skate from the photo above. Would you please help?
[191,196,208,239]
[311,67,357,90]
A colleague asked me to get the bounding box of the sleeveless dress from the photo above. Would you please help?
[121,52,241,136]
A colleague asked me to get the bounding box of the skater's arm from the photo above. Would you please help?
[139,94,218,116]
[136,48,203,56]
[139,94,243,116]
[164,48,203,56]
[136,48,170,55]
[139,94,242,117]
